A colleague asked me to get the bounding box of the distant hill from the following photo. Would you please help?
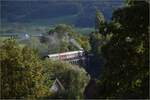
[1,0,123,27]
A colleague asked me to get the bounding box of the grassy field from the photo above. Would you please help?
[74,27,94,35]
[0,23,94,36]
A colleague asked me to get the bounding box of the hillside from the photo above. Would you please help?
[1,0,123,27]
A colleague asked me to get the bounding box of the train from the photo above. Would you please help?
[46,50,84,61]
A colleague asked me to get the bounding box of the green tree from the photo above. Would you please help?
[0,39,48,99]
[95,9,106,35]
[89,12,112,76]
[54,24,72,38]
[42,60,89,99]
[98,0,149,99]
[47,24,90,52]
[89,31,106,77]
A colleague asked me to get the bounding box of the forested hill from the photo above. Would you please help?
[1,0,123,27]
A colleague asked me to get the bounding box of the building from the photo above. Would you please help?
[49,78,65,93]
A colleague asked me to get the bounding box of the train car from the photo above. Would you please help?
[47,50,84,61]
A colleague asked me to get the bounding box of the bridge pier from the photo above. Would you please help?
[67,57,87,67]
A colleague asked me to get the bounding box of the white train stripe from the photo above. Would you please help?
[48,50,84,60]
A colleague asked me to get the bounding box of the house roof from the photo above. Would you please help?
[49,78,65,93]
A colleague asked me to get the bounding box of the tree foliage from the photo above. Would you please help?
[97,0,149,99]
[0,39,90,99]
[0,39,48,99]
[42,60,89,99]
[95,9,107,35]
[47,24,91,52]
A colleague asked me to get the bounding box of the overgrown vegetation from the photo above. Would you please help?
[88,0,149,99]
[0,39,89,99]
[0,0,149,99]
[43,60,89,99]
